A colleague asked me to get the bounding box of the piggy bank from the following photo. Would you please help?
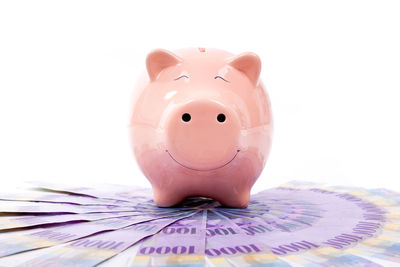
[129,48,272,208]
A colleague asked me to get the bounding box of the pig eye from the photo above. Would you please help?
[214,76,229,83]
[182,113,191,122]
[174,75,189,80]
[217,113,226,123]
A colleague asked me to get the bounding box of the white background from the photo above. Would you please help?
[0,0,399,193]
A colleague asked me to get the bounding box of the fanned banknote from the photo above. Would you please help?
[0,180,399,266]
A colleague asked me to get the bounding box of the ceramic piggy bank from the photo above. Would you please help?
[129,48,272,208]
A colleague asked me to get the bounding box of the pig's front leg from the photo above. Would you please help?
[213,188,251,208]
[152,187,187,207]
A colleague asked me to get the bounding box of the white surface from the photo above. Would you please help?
[0,0,399,193]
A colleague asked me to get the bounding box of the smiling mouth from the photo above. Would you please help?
[165,149,240,171]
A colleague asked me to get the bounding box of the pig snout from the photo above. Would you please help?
[165,99,241,171]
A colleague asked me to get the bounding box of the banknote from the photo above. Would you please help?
[0,206,191,232]
[98,243,141,267]
[368,188,400,200]
[0,212,192,257]
[0,189,135,206]
[218,197,324,233]
[281,246,384,266]
[29,181,152,203]
[339,232,400,263]
[222,189,387,256]
[0,239,141,267]
[204,210,290,267]
[19,212,198,266]
[261,185,400,223]
[0,211,144,231]
[276,180,400,206]
[29,182,213,215]
[0,200,136,214]
[28,182,200,214]
[131,210,207,266]
[323,186,400,210]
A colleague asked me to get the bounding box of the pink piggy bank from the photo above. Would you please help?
[129,48,272,208]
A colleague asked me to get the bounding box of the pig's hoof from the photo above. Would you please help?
[153,190,185,207]
[217,192,250,208]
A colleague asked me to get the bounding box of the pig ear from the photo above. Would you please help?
[146,49,182,81]
[227,52,261,86]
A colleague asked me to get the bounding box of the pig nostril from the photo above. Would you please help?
[182,113,191,122]
[217,113,226,123]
